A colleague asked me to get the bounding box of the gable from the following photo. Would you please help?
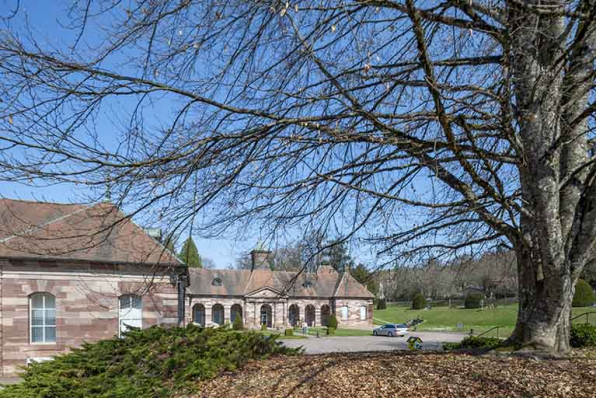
[244,286,288,299]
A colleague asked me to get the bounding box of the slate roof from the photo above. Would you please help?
[0,198,180,265]
[187,266,374,299]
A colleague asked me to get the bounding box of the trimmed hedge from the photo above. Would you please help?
[411,293,427,310]
[573,279,595,308]
[261,323,268,331]
[284,329,294,337]
[327,327,336,335]
[232,315,244,331]
[442,336,502,351]
[327,314,338,329]
[465,293,484,309]
[0,325,300,398]
[377,299,387,310]
[570,323,596,348]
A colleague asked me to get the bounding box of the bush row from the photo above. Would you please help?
[0,325,300,398]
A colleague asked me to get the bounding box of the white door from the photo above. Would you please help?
[360,306,367,320]
[119,295,142,336]
[341,306,349,320]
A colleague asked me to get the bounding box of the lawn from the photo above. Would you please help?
[374,304,596,337]
[256,330,308,340]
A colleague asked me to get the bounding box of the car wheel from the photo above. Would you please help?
[373,331,377,336]
[388,332,393,337]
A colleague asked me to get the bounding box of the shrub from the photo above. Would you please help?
[411,293,427,310]
[327,327,336,335]
[442,336,502,351]
[232,316,244,331]
[0,325,300,398]
[465,293,484,309]
[570,323,596,348]
[377,299,387,310]
[573,279,595,307]
[261,323,268,331]
[284,329,294,337]
[327,314,338,329]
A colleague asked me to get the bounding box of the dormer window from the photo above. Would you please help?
[302,280,313,288]
[212,278,222,286]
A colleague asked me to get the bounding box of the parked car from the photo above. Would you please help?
[373,324,408,337]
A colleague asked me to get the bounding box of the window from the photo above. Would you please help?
[302,280,313,288]
[193,304,206,326]
[119,295,142,336]
[30,293,56,344]
[341,305,348,320]
[360,306,367,320]
[212,278,222,286]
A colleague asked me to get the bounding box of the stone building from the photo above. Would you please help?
[186,247,374,329]
[0,198,374,377]
[0,199,182,377]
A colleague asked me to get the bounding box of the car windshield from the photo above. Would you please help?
[384,324,395,328]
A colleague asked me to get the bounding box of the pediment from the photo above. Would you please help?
[244,286,288,299]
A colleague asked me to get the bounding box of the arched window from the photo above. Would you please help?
[193,303,206,326]
[320,305,331,326]
[30,293,56,343]
[119,295,142,336]
[260,304,272,328]
[341,305,349,321]
[360,306,367,320]
[288,304,300,327]
[212,304,224,325]
[212,278,222,286]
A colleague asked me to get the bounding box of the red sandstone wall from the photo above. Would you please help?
[0,259,178,377]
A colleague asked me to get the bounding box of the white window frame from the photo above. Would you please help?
[341,305,349,320]
[360,306,367,320]
[119,295,143,336]
[30,293,56,344]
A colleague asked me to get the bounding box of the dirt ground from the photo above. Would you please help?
[191,351,596,398]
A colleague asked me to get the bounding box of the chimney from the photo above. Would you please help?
[250,241,271,270]
[318,259,335,273]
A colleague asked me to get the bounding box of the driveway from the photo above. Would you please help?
[282,331,465,354]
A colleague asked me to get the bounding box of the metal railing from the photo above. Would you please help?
[474,326,502,339]
[571,311,596,325]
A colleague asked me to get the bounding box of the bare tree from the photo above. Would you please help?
[0,0,595,352]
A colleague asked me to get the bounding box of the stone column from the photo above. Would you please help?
[205,304,212,325]
[224,304,231,324]
[315,305,321,327]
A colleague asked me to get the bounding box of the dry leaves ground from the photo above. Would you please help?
[191,351,596,398]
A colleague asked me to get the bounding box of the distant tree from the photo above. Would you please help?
[178,238,202,268]
[328,240,354,273]
[351,263,378,296]
[412,293,427,310]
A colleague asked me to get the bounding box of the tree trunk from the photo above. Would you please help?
[512,243,574,352]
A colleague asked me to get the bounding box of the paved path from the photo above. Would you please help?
[282,332,466,354]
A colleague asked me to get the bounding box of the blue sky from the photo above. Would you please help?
[0,0,259,268]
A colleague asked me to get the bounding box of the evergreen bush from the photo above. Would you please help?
[327,314,338,329]
[232,316,243,331]
[377,299,387,310]
[570,323,596,348]
[572,279,595,307]
[327,327,336,335]
[465,293,484,309]
[0,325,300,398]
[284,329,294,337]
[442,336,502,351]
[261,323,268,331]
[411,293,427,310]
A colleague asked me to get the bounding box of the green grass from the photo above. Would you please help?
[305,327,373,337]
[375,304,596,338]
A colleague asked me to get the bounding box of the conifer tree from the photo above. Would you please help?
[179,237,202,268]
